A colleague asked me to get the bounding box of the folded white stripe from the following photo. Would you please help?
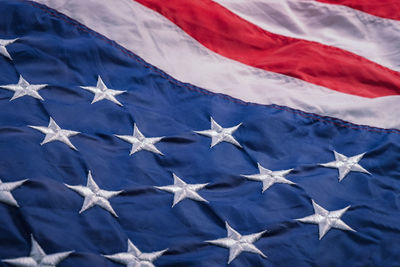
[214,0,400,72]
[33,0,400,130]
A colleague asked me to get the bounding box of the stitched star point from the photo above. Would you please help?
[81,75,126,106]
[195,117,242,148]
[2,235,72,267]
[207,222,266,264]
[0,75,47,101]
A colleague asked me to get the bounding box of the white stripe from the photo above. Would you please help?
[214,0,400,72]
[33,0,400,130]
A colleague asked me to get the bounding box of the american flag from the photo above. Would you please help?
[0,0,399,266]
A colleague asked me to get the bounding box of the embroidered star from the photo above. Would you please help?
[2,234,73,267]
[155,173,208,207]
[29,117,80,151]
[207,222,266,264]
[195,117,242,148]
[0,38,17,60]
[65,171,122,217]
[320,151,370,181]
[0,178,27,207]
[115,123,164,156]
[104,239,167,267]
[80,75,126,106]
[0,75,47,101]
[242,163,294,193]
[296,200,355,240]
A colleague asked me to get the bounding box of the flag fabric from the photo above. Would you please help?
[0,0,399,266]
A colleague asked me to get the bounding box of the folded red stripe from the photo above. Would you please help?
[134,0,400,98]
[316,0,400,21]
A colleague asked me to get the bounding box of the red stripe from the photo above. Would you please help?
[134,0,400,98]
[316,0,400,21]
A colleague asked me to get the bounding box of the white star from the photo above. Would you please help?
[80,76,126,106]
[104,239,167,267]
[242,163,294,193]
[29,117,80,151]
[0,75,47,101]
[155,173,208,207]
[207,222,266,264]
[195,117,242,148]
[0,178,27,207]
[65,171,122,217]
[320,151,370,181]
[2,234,73,267]
[115,124,164,156]
[296,200,355,240]
[0,38,17,60]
